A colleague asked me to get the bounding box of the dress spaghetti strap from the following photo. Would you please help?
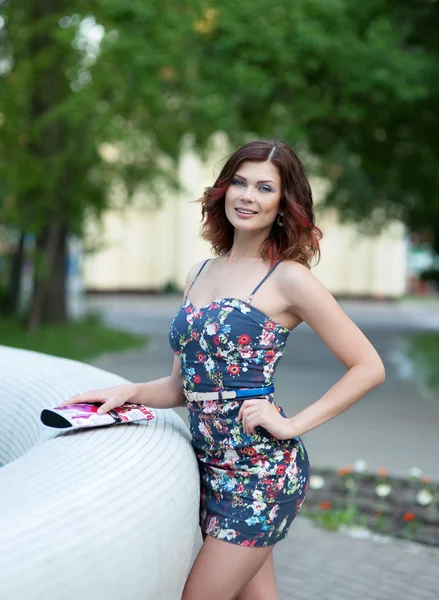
[184,259,211,301]
[247,260,283,304]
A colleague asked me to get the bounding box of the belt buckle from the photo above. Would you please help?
[187,390,199,401]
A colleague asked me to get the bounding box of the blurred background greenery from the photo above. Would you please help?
[0,0,438,357]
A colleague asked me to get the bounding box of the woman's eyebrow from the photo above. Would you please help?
[234,174,276,185]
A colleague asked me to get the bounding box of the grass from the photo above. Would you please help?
[0,312,147,362]
[303,506,367,532]
[399,295,439,306]
[405,332,439,397]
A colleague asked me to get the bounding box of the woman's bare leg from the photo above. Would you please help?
[197,531,279,600]
[235,551,279,600]
[182,534,274,600]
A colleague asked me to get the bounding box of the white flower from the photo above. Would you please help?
[199,334,209,352]
[278,517,288,532]
[260,329,275,346]
[222,448,240,465]
[230,426,242,439]
[409,467,423,479]
[205,322,219,335]
[251,501,267,516]
[309,475,325,490]
[198,422,212,440]
[268,505,279,521]
[239,346,253,359]
[286,460,299,481]
[223,401,239,414]
[376,483,392,498]
[217,528,238,541]
[204,357,214,373]
[202,400,218,414]
[205,516,218,534]
[263,363,274,378]
[354,459,368,473]
[416,489,434,506]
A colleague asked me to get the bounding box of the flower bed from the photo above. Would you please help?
[301,462,439,546]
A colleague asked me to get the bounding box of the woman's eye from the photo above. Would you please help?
[231,179,273,193]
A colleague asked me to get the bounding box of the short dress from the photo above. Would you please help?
[168,259,310,547]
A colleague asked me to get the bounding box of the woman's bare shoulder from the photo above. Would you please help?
[184,258,213,293]
[278,259,315,282]
[186,258,211,280]
[277,260,325,304]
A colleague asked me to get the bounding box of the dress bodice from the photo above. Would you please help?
[168,260,291,392]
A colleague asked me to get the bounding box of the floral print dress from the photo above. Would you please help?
[168,259,310,547]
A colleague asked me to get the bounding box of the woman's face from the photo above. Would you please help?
[224,160,282,232]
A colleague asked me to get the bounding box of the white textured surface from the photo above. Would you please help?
[0,345,199,600]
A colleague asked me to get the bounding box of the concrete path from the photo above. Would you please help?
[190,519,439,600]
[87,295,439,600]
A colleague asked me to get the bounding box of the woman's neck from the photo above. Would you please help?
[227,229,269,262]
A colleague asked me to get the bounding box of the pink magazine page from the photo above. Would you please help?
[40,402,155,430]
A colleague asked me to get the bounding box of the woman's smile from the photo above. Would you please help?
[235,207,259,218]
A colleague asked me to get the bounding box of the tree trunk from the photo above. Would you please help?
[8,231,26,316]
[27,213,65,332]
[44,223,67,324]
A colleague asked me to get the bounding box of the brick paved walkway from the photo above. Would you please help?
[189,517,439,599]
[274,517,439,600]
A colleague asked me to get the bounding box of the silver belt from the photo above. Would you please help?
[182,385,275,402]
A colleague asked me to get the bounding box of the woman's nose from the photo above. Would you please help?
[241,188,255,201]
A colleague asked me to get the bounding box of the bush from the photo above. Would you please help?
[0,283,14,315]
[303,465,439,546]
[419,268,439,285]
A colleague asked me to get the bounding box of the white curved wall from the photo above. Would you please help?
[0,345,199,600]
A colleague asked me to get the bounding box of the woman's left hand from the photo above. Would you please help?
[237,397,297,440]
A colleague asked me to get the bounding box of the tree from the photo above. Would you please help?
[0,0,203,330]
[183,0,439,242]
[0,2,114,328]
[1,0,438,330]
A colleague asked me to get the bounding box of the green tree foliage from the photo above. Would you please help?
[0,0,203,329]
[183,0,439,241]
[0,0,438,328]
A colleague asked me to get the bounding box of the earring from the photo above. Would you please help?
[276,212,284,227]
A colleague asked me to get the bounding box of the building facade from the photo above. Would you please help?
[83,142,407,298]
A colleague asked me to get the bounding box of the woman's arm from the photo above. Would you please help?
[129,355,186,408]
[280,262,386,439]
[62,261,207,414]
[127,260,207,409]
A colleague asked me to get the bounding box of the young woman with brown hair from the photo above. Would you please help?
[62,140,385,600]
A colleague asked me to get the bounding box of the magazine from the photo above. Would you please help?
[40,402,155,430]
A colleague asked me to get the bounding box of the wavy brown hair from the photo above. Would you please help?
[198,140,322,267]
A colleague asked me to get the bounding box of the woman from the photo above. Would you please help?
[61,140,385,600]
